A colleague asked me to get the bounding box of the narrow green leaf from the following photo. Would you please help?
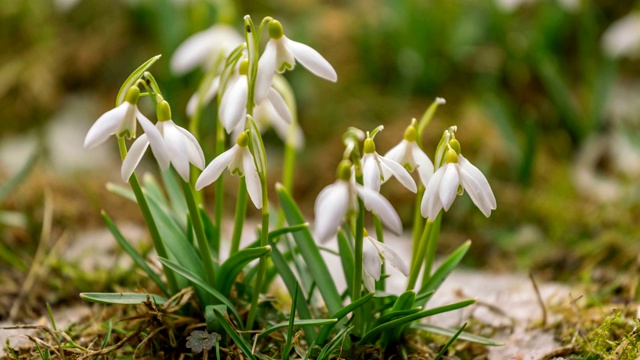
[158,257,242,324]
[315,326,353,360]
[276,184,342,314]
[411,323,501,346]
[100,320,113,350]
[358,299,475,345]
[373,308,421,329]
[106,183,136,202]
[116,55,161,106]
[0,151,37,203]
[382,290,417,345]
[102,211,169,296]
[268,239,316,343]
[282,283,299,360]
[337,230,354,295]
[210,305,255,360]
[161,168,188,228]
[80,292,167,305]
[417,240,470,306]
[314,292,374,347]
[218,246,271,296]
[435,323,467,360]
[258,319,337,340]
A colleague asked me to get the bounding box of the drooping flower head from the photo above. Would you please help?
[196,131,262,209]
[362,229,410,292]
[384,120,435,186]
[255,19,337,103]
[122,100,205,182]
[421,134,496,221]
[361,129,417,193]
[314,160,403,243]
[171,24,244,75]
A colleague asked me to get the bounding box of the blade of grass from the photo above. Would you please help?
[313,292,374,349]
[80,293,167,305]
[258,319,337,340]
[434,322,467,360]
[281,283,299,360]
[210,305,255,360]
[218,246,271,296]
[411,323,501,346]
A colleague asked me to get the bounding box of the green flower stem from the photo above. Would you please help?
[213,106,226,257]
[245,196,270,331]
[229,177,248,256]
[406,218,434,291]
[373,214,385,291]
[353,197,365,335]
[421,213,442,288]
[117,137,178,294]
[181,180,217,288]
[410,185,426,273]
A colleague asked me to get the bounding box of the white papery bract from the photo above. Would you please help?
[313,162,403,243]
[421,153,496,221]
[362,234,410,292]
[122,115,205,183]
[255,20,337,103]
[362,138,416,193]
[171,24,244,75]
[385,129,434,186]
[195,132,262,209]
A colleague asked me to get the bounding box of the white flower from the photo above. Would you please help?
[602,12,640,59]
[219,59,293,135]
[122,101,205,182]
[314,161,403,243]
[255,20,337,103]
[362,232,410,292]
[254,98,304,149]
[171,24,244,75]
[195,131,262,209]
[421,151,496,221]
[384,124,434,186]
[362,138,417,193]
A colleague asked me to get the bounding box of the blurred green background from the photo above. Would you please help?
[2,0,640,282]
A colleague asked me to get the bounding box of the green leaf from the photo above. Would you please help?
[115,54,161,106]
[106,183,136,202]
[373,308,421,329]
[161,168,188,228]
[102,210,169,296]
[218,246,271,296]
[314,325,353,360]
[210,305,255,360]
[435,322,467,360]
[158,257,242,325]
[80,292,167,305]
[382,290,417,346]
[268,239,316,343]
[358,299,475,345]
[337,230,354,295]
[258,319,337,340]
[417,240,470,306]
[276,184,342,314]
[282,283,299,360]
[314,292,374,348]
[411,323,501,346]
[0,150,37,203]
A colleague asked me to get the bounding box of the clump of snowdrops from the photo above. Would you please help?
[81,14,498,358]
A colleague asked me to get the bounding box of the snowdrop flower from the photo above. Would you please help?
[255,20,337,103]
[314,160,403,243]
[220,59,292,135]
[384,122,434,186]
[196,131,262,209]
[171,24,244,75]
[421,144,496,221]
[362,136,417,193]
[122,101,205,182]
[362,230,409,292]
[254,97,303,149]
[602,12,640,59]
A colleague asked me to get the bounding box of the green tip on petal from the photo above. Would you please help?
[363,228,369,237]
[337,160,352,181]
[157,100,172,122]
[239,59,249,76]
[268,20,284,39]
[124,86,140,105]
[404,125,417,142]
[448,139,461,155]
[236,131,249,147]
[445,148,459,164]
[363,138,376,154]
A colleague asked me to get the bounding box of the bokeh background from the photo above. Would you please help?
[2,0,640,294]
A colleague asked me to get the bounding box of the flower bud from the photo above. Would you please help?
[157,100,172,122]
[268,20,284,39]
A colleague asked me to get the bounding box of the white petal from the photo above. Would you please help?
[255,40,277,104]
[84,104,128,149]
[384,141,409,166]
[284,37,337,82]
[136,110,170,170]
[363,239,382,281]
[379,155,417,193]
[186,76,220,117]
[171,28,217,74]
[439,163,459,211]
[458,155,496,210]
[313,181,349,243]
[176,126,205,169]
[421,166,445,220]
[412,143,434,186]
[242,148,263,209]
[266,87,292,124]
[369,239,410,276]
[219,77,248,133]
[121,134,149,182]
[195,145,237,190]
[362,269,376,293]
[362,154,381,192]
[355,185,402,235]
[163,122,191,181]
